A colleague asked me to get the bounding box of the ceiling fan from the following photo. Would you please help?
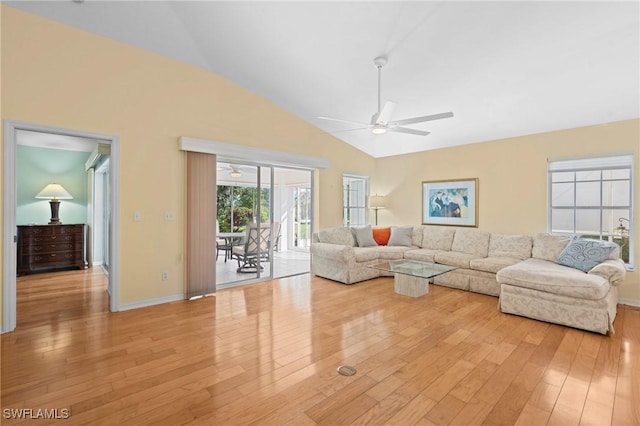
[217,164,248,178]
[318,56,453,136]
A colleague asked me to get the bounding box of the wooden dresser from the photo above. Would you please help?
[17,224,88,276]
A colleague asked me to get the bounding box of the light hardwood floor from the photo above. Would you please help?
[2,269,639,425]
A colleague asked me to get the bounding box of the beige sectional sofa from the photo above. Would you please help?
[310,225,626,334]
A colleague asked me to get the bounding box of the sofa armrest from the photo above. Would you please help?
[311,242,355,263]
[588,259,626,286]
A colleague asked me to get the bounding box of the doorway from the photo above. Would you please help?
[216,161,312,288]
[2,120,120,333]
[90,154,112,277]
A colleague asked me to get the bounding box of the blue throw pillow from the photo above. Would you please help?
[557,237,617,273]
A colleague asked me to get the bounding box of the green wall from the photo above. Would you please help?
[17,146,91,225]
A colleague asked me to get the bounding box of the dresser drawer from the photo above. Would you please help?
[20,252,83,268]
[19,224,83,236]
[21,233,82,245]
[22,242,77,255]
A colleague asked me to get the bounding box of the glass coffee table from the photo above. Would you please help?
[368,259,457,297]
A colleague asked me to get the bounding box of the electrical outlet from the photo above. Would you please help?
[161,271,168,281]
[164,212,175,221]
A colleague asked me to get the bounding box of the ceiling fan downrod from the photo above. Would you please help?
[373,56,387,115]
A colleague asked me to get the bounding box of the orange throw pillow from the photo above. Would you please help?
[372,227,391,246]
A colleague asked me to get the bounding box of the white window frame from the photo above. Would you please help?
[343,174,369,227]
[548,154,634,270]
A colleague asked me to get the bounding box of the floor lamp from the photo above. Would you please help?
[370,195,386,226]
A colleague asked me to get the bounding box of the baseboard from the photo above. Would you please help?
[117,293,185,311]
[619,298,640,308]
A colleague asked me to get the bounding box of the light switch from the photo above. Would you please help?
[133,211,141,222]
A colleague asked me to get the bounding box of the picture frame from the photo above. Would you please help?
[422,178,478,227]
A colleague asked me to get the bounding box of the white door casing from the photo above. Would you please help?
[2,120,120,333]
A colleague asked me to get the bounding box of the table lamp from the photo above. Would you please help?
[35,183,73,224]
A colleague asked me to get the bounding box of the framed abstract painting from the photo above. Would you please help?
[422,178,478,227]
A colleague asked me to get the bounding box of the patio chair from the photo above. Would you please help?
[216,220,230,261]
[271,221,282,253]
[231,222,271,273]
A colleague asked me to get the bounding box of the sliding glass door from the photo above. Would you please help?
[216,162,312,287]
[216,164,269,284]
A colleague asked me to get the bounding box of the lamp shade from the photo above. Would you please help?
[370,195,386,209]
[35,183,73,200]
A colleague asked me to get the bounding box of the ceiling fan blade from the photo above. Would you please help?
[317,116,370,127]
[326,126,372,134]
[376,101,397,125]
[390,127,430,136]
[392,111,454,126]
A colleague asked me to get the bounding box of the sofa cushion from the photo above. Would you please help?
[470,256,522,274]
[531,233,571,262]
[372,227,391,245]
[497,258,609,300]
[557,237,617,273]
[421,226,456,251]
[451,228,490,257]
[318,227,355,246]
[434,251,480,269]
[353,246,409,262]
[351,226,378,247]
[388,226,413,247]
[376,246,413,259]
[353,247,382,262]
[404,248,443,263]
[412,227,424,247]
[488,234,532,260]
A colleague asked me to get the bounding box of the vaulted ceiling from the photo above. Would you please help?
[7,1,639,158]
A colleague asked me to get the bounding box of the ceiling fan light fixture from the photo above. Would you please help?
[371,125,387,135]
[230,170,242,178]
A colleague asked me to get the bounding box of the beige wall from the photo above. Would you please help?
[0,6,375,324]
[374,119,640,303]
[1,7,638,330]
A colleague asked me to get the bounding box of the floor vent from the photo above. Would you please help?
[337,365,357,376]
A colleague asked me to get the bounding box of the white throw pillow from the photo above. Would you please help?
[351,226,378,247]
[388,226,413,247]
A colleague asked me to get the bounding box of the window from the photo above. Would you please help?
[292,185,311,248]
[343,175,368,227]
[548,155,633,268]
